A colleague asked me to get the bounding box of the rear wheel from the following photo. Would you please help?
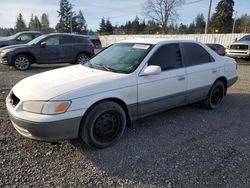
[79,101,126,149]
[75,53,89,64]
[206,80,225,110]
[13,55,31,70]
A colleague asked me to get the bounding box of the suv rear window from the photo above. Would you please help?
[75,36,89,43]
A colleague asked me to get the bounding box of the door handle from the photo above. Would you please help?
[177,76,186,81]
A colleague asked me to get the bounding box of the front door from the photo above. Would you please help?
[137,43,187,116]
[36,35,62,64]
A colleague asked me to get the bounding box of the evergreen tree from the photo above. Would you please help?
[15,13,27,32]
[145,20,160,34]
[75,10,87,34]
[235,14,250,33]
[28,14,36,31]
[210,0,234,33]
[34,16,41,31]
[106,19,113,35]
[140,20,146,34]
[99,18,106,34]
[56,0,74,32]
[187,22,195,34]
[195,14,205,33]
[178,23,187,34]
[131,16,140,34]
[41,13,50,33]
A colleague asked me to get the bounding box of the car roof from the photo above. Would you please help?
[118,38,198,45]
[45,33,88,38]
[18,31,42,34]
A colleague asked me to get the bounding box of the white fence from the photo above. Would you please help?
[99,33,249,47]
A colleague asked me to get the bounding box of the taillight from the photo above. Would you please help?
[89,42,95,49]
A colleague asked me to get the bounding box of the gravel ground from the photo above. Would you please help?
[0,61,250,188]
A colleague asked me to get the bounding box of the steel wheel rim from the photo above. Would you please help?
[93,112,121,142]
[78,54,89,64]
[15,56,30,70]
[211,86,223,105]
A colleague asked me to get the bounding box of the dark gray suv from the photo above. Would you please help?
[0,33,95,70]
[0,31,42,48]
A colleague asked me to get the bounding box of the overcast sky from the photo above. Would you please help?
[0,0,249,31]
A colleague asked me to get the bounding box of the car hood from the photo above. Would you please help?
[231,41,250,45]
[0,44,29,51]
[0,39,9,46]
[12,65,134,101]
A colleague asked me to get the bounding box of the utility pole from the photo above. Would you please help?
[205,0,212,34]
[232,10,238,33]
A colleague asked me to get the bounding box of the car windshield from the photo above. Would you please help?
[84,43,152,74]
[27,35,47,45]
[239,35,250,41]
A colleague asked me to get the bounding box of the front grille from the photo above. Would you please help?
[230,45,248,50]
[10,93,20,107]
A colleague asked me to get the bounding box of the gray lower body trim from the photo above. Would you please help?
[128,85,211,121]
[8,112,82,142]
[227,76,238,88]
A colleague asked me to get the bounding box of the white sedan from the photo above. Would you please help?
[6,39,238,148]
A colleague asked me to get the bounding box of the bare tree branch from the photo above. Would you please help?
[143,0,185,33]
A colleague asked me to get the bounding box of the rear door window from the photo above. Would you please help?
[61,35,76,44]
[148,43,182,71]
[181,43,214,67]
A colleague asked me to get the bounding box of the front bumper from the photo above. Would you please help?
[226,49,250,58]
[0,53,11,65]
[8,112,82,142]
[6,93,83,142]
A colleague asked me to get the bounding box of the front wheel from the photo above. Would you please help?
[79,101,126,149]
[13,55,31,70]
[206,80,225,110]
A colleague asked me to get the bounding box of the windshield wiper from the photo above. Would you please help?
[95,63,113,72]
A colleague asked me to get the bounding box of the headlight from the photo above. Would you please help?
[0,50,7,56]
[22,100,71,115]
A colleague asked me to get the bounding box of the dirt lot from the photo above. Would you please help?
[0,62,250,188]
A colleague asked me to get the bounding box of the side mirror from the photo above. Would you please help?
[140,65,161,76]
[41,42,47,48]
[16,37,21,41]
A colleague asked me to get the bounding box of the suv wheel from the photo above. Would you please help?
[79,101,126,149]
[76,53,89,64]
[14,55,31,70]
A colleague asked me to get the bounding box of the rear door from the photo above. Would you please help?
[36,35,62,64]
[60,35,78,63]
[137,43,187,116]
[181,42,221,102]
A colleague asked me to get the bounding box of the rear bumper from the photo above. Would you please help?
[8,111,82,142]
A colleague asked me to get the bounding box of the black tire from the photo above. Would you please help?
[13,55,31,70]
[75,53,89,64]
[79,101,126,149]
[206,80,225,110]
